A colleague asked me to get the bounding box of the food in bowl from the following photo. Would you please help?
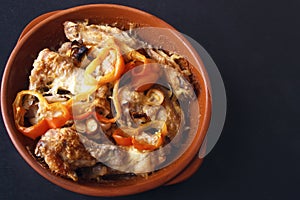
[12,20,200,182]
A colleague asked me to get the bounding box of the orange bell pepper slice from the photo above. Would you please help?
[13,90,48,139]
[13,90,71,139]
[112,121,167,150]
[15,106,49,140]
[112,128,133,146]
[94,112,116,123]
[130,59,161,92]
[84,38,125,87]
[45,102,71,129]
[132,121,167,151]
[132,133,163,151]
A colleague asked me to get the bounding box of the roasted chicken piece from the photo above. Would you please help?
[35,127,168,180]
[63,21,140,48]
[145,49,197,100]
[79,132,168,173]
[29,47,110,101]
[29,48,76,92]
[35,128,97,181]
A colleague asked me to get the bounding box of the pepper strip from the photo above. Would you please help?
[46,102,71,129]
[112,128,133,146]
[132,121,167,151]
[132,59,161,92]
[132,132,163,151]
[13,90,71,139]
[116,42,160,92]
[84,38,125,87]
[112,121,168,151]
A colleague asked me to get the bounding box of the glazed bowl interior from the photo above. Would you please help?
[1,4,211,196]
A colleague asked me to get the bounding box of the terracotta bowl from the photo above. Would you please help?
[1,4,211,196]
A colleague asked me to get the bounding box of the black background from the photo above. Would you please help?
[1,0,299,199]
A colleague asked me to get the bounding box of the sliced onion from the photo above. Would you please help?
[110,80,121,121]
[145,89,164,106]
